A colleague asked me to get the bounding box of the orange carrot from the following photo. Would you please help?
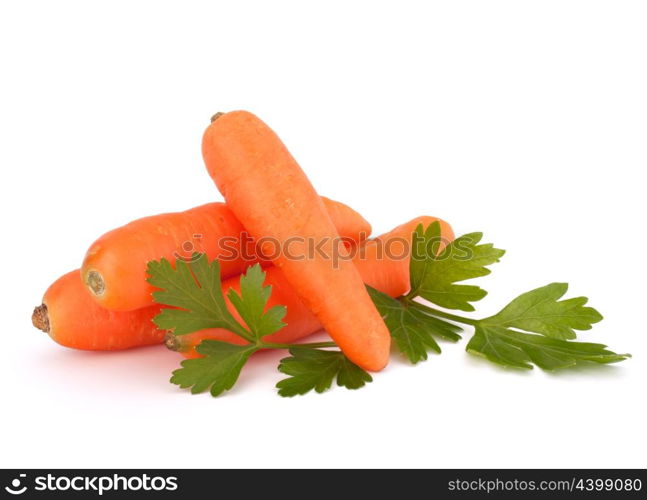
[82,197,370,311]
[174,216,454,358]
[32,271,164,350]
[203,111,392,371]
[33,217,452,353]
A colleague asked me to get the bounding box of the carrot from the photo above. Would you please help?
[33,217,452,353]
[203,111,392,371]
[173,216,454,358]
[32,270,164,350]
[82,197,370,311]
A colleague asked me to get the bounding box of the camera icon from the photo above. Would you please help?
[4,474,27,495]
[173,234,205,262]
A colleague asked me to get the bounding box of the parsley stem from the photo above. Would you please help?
[403,298,479,326]
[262,341,338,350]
[425,308,478,326]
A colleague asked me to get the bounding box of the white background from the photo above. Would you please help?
[1,1,645,469]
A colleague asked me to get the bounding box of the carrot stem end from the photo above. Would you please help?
[210,112,225,123]
[164,333,182,352]
[32,304,50,333]
[85,270,106,296]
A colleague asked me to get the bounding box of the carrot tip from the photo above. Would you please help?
[32,304,50,333]
[85,270,105,296]
[210,112,225,123]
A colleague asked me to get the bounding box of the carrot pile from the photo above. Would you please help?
[32,110,453,379]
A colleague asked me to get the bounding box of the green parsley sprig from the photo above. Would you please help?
[147,257,371,397]
[370,222,630,370]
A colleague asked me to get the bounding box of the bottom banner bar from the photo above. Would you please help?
[0,469,644,498]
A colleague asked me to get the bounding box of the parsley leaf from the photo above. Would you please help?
[408,222,505,311]
[276,348,372,397]
[480,282,603,340]
[227,264,286,339]
[368,286,462,364]
[466,325,630,370]
[151,254,367,397]
[149,258,289,397]
[464,283,626,370]
[171,341,257,396]
[147,254,250,339]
